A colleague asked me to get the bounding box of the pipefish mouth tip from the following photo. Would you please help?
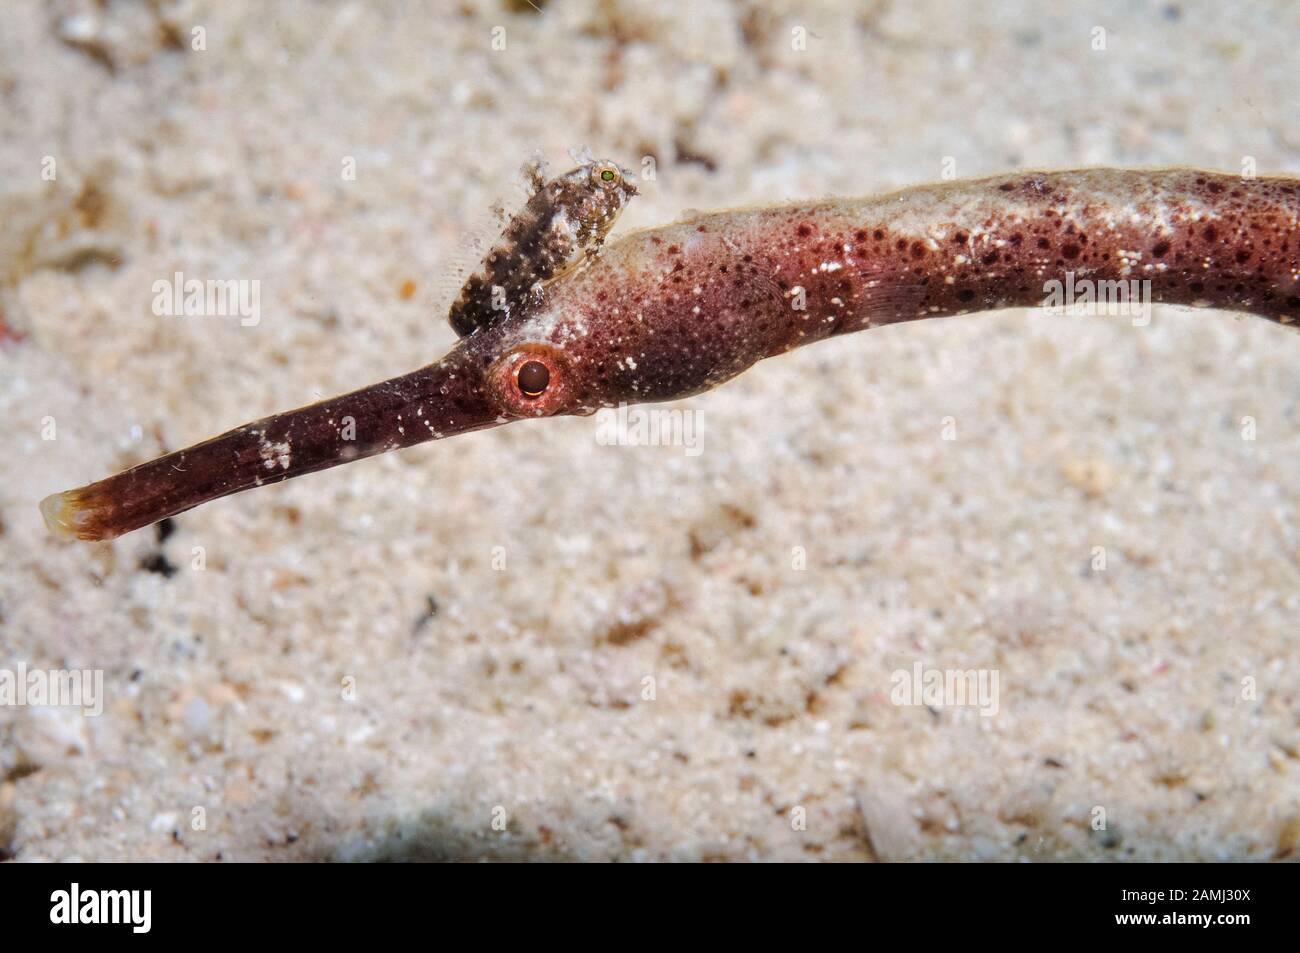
[40,490,105,542]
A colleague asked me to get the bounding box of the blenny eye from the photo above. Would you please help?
[517,360,550,397]
[594,163,620,188]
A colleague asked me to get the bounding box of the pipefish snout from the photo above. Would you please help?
[41,166,1300,541]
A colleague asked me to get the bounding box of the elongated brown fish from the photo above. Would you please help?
[41,167,1300,541]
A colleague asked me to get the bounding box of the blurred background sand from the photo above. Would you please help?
[1,0,1298,861]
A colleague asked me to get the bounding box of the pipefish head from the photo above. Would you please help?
[476,294,680,423]
[472,304,610,420]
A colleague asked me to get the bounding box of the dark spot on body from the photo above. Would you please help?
[412,595,439,634]
[141,552,177,579]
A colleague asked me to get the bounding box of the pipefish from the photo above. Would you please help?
[40,167,1300,541]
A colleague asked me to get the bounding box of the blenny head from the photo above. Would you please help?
[548,159,639,252]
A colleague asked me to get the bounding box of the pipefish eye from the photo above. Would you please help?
[517,360,550,398]
[489,344,571,417]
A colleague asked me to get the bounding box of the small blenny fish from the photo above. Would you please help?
[448,157,638,336]
[41,167,1300,541]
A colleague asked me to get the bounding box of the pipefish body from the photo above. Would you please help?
[41,167,1300,541]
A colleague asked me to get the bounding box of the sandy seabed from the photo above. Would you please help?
[1,0,1298,861]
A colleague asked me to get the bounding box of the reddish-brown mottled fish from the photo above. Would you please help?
[41,167,1300,541]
